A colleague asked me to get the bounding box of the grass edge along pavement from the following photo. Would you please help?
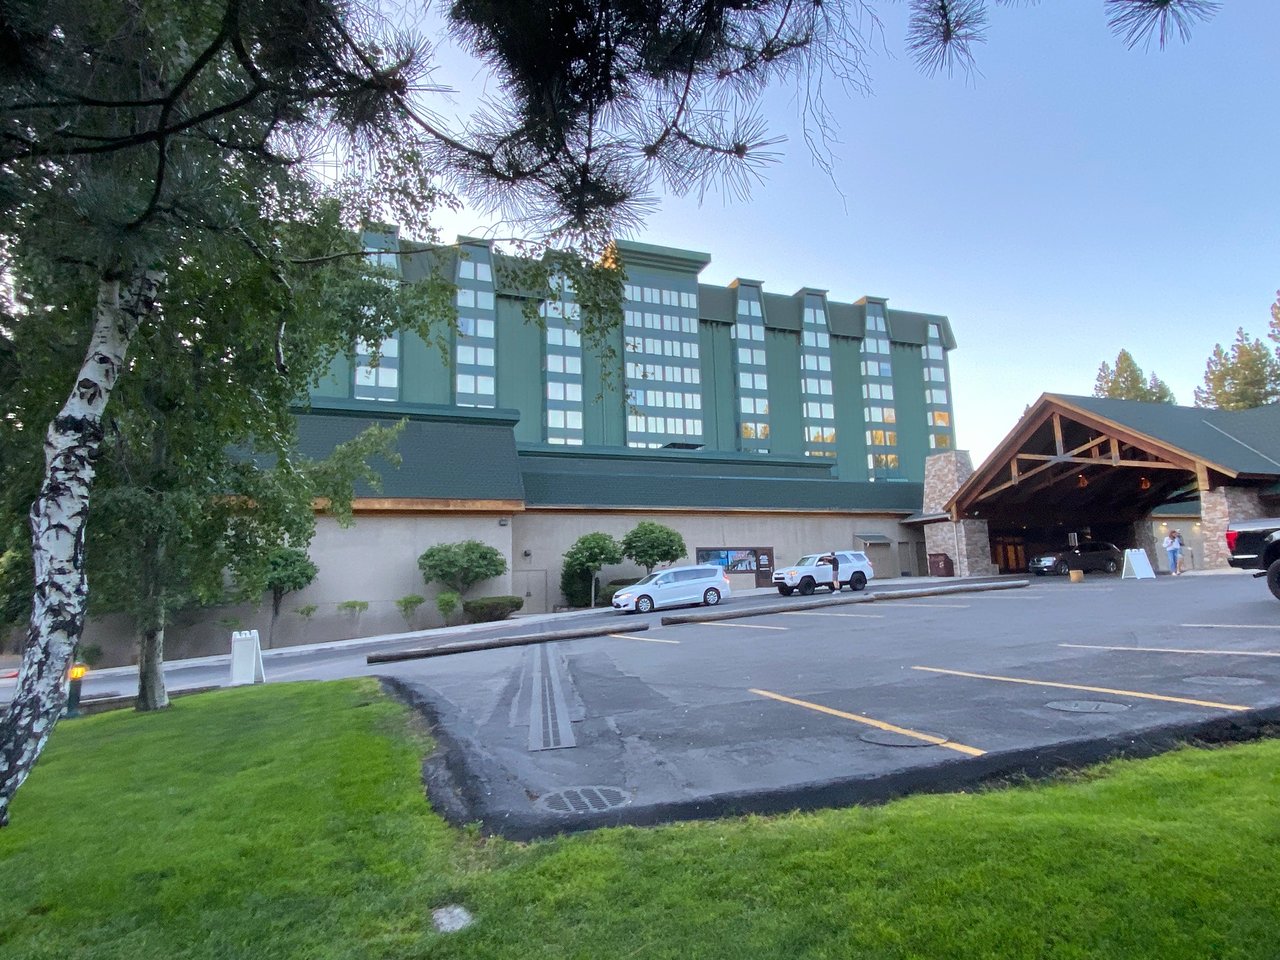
[1,681,1279,959]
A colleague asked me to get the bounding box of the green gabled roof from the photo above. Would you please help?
[294,404,525,500]
[1056,395,1280,477]
[522,471,923,512]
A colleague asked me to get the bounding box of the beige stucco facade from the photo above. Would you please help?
[77,505,923,667]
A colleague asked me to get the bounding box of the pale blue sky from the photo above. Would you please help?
[425,1,1280,466]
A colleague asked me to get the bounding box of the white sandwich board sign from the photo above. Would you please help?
[1121,548,1156,580]
[230,629,266,685]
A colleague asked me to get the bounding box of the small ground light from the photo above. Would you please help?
[66,662,88,717]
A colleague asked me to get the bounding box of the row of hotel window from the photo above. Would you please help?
[353,323,951,443]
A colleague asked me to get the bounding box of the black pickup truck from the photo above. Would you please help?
[1226,518,1280,599]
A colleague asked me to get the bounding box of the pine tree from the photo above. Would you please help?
[1194,328,1280,409]
[1093,350,1176,403]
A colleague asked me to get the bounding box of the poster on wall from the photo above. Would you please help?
[728,550,757,572]
[696,549,730,568]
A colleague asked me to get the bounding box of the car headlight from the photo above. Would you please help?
[616,593,633,602]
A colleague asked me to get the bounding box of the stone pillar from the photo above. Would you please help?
[1200,485,1268,569]
[921,451,999,577]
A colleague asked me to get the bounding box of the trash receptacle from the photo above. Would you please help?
[927,553,955,577]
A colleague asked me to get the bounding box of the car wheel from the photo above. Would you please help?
[1267,559,1280,601]
[1104,558,1118,574]
[850,572,867,591]
[703,588,721,606]
[636,595,654,614]
[777,586,794,596]
[798,577,816,596]
[1055,560,1070,576]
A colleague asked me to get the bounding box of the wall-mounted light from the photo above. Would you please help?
[1077,474,1088,488]
[1139,476,1151,490]
[522,549,532,558]
[498,517,509,527]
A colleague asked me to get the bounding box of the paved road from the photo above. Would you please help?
[3,578,963,704]
[380,571,1280,837]
[8,571,1277,840]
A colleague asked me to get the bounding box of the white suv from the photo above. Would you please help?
[773,551,874,596]
[612,565,733,614]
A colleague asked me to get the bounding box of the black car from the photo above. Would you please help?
[1028,541,1123,576]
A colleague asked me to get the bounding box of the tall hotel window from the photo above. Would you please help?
[861,303,899,477]
[733,289,769,451]
[622,283,703,448]
[542,292,584,445]
[925,321,954,450]
[454,248,497,408]
[354,246,400,401]
[800,295,835,457]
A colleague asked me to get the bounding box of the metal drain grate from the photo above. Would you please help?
[536,786,631,814]
[1046,700,1129,713]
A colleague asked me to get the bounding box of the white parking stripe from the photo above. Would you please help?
[1062,642,1280,657]
[781,611,885,619]
[1181,623,1280,630]
[874,602,971,609]
[608,633,681,644]
[703,622,789,631]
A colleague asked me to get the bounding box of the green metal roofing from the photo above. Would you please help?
[1055,395,1280,477]
[887,309,956,349]
[697,284,735,323]
[760,292,802,332]
[294,404,525,500]
[522,471,923,512]
[517,445,838,480]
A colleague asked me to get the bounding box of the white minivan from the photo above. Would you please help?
[612,565,733,614]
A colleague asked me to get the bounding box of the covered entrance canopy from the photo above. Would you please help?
[942,394,1280,572]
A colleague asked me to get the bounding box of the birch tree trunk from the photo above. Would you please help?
[0,270,162,827]
[136,621,169,712]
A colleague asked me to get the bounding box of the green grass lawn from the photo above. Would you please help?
[1,680,1277,959]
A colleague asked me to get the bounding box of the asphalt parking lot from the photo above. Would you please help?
[385,571,1280,838]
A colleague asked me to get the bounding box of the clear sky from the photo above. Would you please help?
[423,1,1280,468]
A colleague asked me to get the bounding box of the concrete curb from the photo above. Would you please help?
[661,579,1031,626]
[367,622,650,664]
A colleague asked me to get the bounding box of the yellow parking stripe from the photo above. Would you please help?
[704,622,788,631]
[749,688,986,757]
[1062,643,1280,658]
[608,634,680,644]
[911,666,1249,712]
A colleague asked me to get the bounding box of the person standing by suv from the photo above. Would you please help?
[829,551,840,591]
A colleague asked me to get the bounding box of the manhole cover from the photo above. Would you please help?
[1045,700,1130,713]
[536,786,631,814]
[1183,676,1264,687]
[859,729,949,748]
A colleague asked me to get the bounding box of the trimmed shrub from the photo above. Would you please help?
[463,595,524,622]
[600,578,641,605]
[418,540,507,595]
[436,590,461,625]
[621,521,686,574]
[561,532,623,608]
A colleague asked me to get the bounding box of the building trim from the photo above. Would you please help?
[345,497,526,514]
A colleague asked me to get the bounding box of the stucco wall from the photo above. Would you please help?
[81,513,513,666]
[78,507,922,667]
[514,510,917,609]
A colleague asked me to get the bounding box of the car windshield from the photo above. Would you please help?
[796,555,823,566]
[634,573,659,586]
